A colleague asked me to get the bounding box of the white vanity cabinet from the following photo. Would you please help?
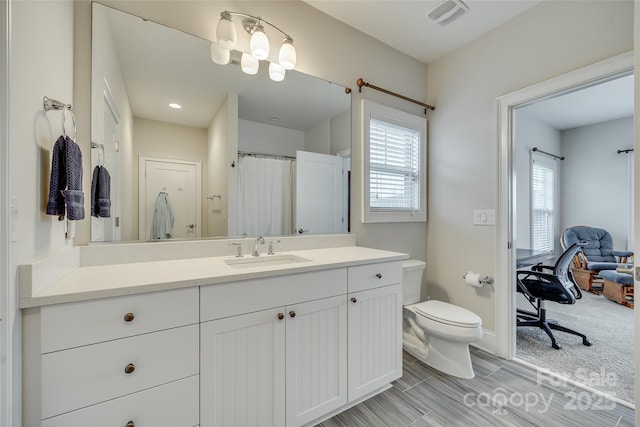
[347,262,403,402]
[200,269,348,427]
[22,288,200,427]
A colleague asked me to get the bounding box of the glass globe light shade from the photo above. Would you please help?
[269,62,286,82]
[250,26,270,60]
[216,13,237,50]
[279,39,296,70]
[210,42,230,65]
[241,53,259,75]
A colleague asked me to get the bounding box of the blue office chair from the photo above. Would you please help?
[561,226,633,294]
[517,242,592,350]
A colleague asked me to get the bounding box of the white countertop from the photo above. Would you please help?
[19,246,408,308]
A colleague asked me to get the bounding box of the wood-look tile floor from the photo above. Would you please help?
[318,348,635,427]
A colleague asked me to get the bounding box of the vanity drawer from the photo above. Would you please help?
[201,268,347,322]
[348,261,402,292]
[42,375,199,427]
[41,324,199,419]
[40,287,199,353]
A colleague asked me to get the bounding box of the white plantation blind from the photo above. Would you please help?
[369,118,420,211]
[531,156,555,253]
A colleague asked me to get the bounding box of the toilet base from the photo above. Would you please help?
[402,333,476,379]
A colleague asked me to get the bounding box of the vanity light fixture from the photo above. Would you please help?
[212,10,297,81]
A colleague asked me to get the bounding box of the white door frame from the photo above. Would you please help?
[0,0,11,425]
[495,51,634,359]
[138,155,202,240]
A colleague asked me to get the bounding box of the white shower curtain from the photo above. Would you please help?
[237,156,294,236]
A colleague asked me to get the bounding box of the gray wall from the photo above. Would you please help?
[561,116,634,250]
[425,0,634,332]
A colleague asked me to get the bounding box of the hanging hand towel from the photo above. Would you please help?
[46,135,85,220]
[150,191,174,239]
[91,165,111,218]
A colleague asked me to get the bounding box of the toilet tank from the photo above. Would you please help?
[402,259,426,305]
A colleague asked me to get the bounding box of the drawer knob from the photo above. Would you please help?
[376,273,382,279]
[289,311,296,318]
[124,363,135,374]
[277,313,284,320]
[351,297,357,304]
[126,422,135,427]
[124,312,135,322]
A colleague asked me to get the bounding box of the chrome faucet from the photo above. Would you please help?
[253,235,265,256]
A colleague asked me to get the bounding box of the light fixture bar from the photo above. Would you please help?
[223,11,293,43]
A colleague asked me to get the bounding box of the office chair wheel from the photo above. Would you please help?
[583,338,592,346]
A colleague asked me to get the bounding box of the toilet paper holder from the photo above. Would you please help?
[463,272,495,286]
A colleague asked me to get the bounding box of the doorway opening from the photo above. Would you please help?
[496,52,634,405]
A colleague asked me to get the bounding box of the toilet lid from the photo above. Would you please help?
[415,300,482,328]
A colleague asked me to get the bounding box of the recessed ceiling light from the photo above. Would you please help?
[169,103,182,109]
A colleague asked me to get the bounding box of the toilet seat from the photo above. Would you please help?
[415,300,481,328]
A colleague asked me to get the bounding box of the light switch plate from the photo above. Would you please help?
[473,209,495,226]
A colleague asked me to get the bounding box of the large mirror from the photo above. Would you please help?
[90,3,351,243]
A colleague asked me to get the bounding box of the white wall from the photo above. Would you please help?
[238,119,305,157]
[514,110,561,251]
[132,117,208,238]
[561,116,633,249]
[206,98,230,237]
[305,119,330,154]
[330,110,351,155]
[9,1,75,424]
[426,0,634,331]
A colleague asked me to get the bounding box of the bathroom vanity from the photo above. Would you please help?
[19,237,406,427]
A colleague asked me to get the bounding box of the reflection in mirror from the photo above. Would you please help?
[90,3,351,243]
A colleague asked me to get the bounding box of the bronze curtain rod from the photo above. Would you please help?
[617,148,634,154]
[356,78,435,113]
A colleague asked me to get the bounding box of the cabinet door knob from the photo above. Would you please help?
[289,311,296,318]
[124,363,135,374]
[376,273,382,279]
[126,422,135,427]
[124,312,135,322]
[351,297,357,304]
[277,313,284,320]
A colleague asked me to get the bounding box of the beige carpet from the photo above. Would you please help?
[516,290,635,404]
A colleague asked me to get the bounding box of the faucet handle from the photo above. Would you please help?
[267,240,281,255]
[229,242,243,257]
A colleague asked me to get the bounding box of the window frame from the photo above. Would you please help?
[362,100,427,223]
[530,152,557,254]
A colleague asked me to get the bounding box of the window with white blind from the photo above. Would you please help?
[530,154,556,253]
[363,100,426,223]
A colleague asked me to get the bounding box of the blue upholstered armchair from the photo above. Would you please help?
[561,226,633,294]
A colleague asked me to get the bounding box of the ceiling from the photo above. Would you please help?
[303,0,542,64]
[517,74,634,130]
[302,0,634,130]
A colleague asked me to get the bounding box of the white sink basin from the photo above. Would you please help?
[224,254,311,269]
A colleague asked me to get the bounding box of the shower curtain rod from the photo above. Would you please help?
[617,148,634,154]
[356,78,435,113]
[238,151,296,160]
[531,147,564,161]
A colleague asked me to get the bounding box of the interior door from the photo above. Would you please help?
[140,157,201,239]
[295,151,343,234]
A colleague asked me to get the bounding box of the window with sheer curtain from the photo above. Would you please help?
[531,154,556,253]
[362,100,426,223]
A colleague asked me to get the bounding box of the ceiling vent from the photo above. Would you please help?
[427,0,469,26]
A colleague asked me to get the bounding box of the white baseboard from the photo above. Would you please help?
[471,328,496,355]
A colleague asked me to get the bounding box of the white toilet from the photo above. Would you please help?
[402,259,482,379]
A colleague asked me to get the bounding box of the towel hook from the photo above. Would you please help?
[62,106,77,142]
